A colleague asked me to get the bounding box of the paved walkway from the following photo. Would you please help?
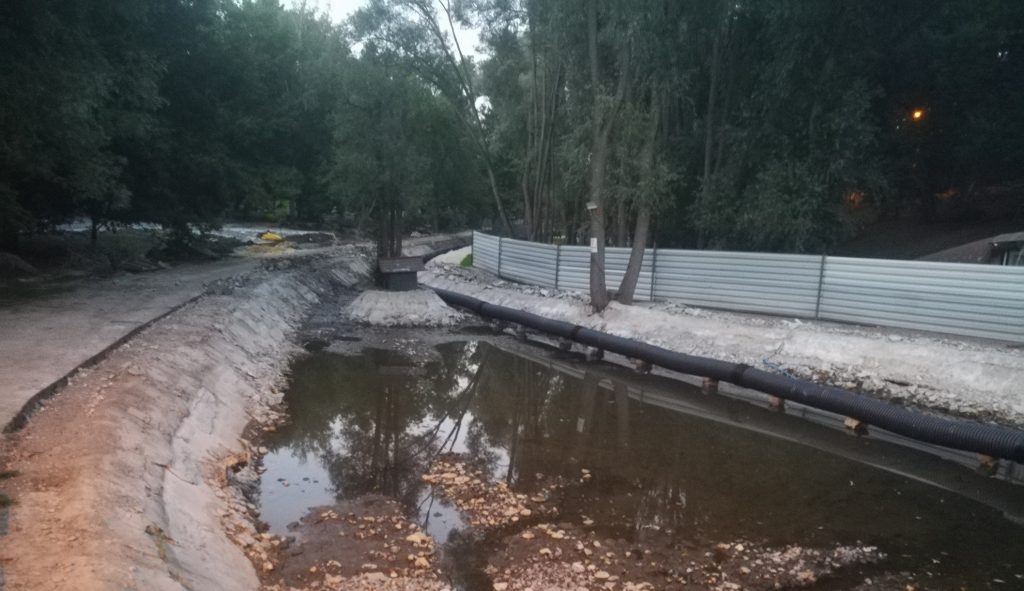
[0,232,471,430]
[0,256,258,428]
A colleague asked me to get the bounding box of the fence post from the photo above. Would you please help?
[498,236,504,278]
[555,244,561,290]
[649,245,658,301]
[814,253,827,319]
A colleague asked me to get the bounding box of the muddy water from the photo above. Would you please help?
[258,340,1024,589]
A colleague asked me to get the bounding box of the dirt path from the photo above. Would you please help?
[0,256,259,429]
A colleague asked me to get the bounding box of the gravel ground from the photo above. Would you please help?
[425,250,1024,428]
[347,289,466,327]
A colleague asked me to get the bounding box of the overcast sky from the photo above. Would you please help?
[299,0,484,57]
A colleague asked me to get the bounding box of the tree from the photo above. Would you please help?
[0,0,165,247]
[351,0,514,236]
[323,56,439,258]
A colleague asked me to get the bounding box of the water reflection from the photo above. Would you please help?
[259,340,1024,588]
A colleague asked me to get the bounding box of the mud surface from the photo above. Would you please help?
[254,338,1024,590]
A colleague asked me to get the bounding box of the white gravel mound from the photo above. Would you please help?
[347,289,465,327]
[430,245,471,266]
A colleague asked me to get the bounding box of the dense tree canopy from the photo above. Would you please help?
[454,0,1023,304]
[0,0,488,251]
[1,0,1021,278]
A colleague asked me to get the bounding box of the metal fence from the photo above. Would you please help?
[471,231,1024,343]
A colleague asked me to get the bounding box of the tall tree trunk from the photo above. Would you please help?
[522,146,534,239]
[523,0,539,239]
[586,0,623,312]
[484,157,514,237]
[392,202,403,257]
[616,206,650,304]
[697,16,724,249]
[377,196,403,260]
[615,196,627,246]
[617,91,661,304]
[532,64,559,241]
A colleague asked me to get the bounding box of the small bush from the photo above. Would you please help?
[460,253,473,267]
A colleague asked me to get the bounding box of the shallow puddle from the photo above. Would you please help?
[258,340,1024,589]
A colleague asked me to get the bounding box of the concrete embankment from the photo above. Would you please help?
[0,250,373,590]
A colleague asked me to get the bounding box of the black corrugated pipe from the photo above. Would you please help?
[434,288,1024,463]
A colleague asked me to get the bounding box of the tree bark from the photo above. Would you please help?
[615,196,627,246]
[697,14,724,249]
[585,0,631,312]
[484,162,514,236]
[617,91,660,304]
[587,0,609,311]
[616,206,650,304]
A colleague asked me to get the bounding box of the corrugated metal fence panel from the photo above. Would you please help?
[557,246,590,292]
[470,232,1024,343]
[819,257,1024,342]
[652,250,822,316]
[498,238,559,288]
[472,231,500,274]
[605,247,655,301]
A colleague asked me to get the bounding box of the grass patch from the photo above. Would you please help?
[0,470,19,480]
[460,253,474,267]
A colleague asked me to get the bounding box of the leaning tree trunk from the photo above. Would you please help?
[617,91,661,304]
[616,206,651,304]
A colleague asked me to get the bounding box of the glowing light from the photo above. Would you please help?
[911,109,924,120]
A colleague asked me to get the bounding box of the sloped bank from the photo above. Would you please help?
[0,250,373,591]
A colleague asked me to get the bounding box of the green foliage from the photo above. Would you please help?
[1,0,1019,256]
[460,253,474,267]
[0,0,487,253]
[470,0,1022,253]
